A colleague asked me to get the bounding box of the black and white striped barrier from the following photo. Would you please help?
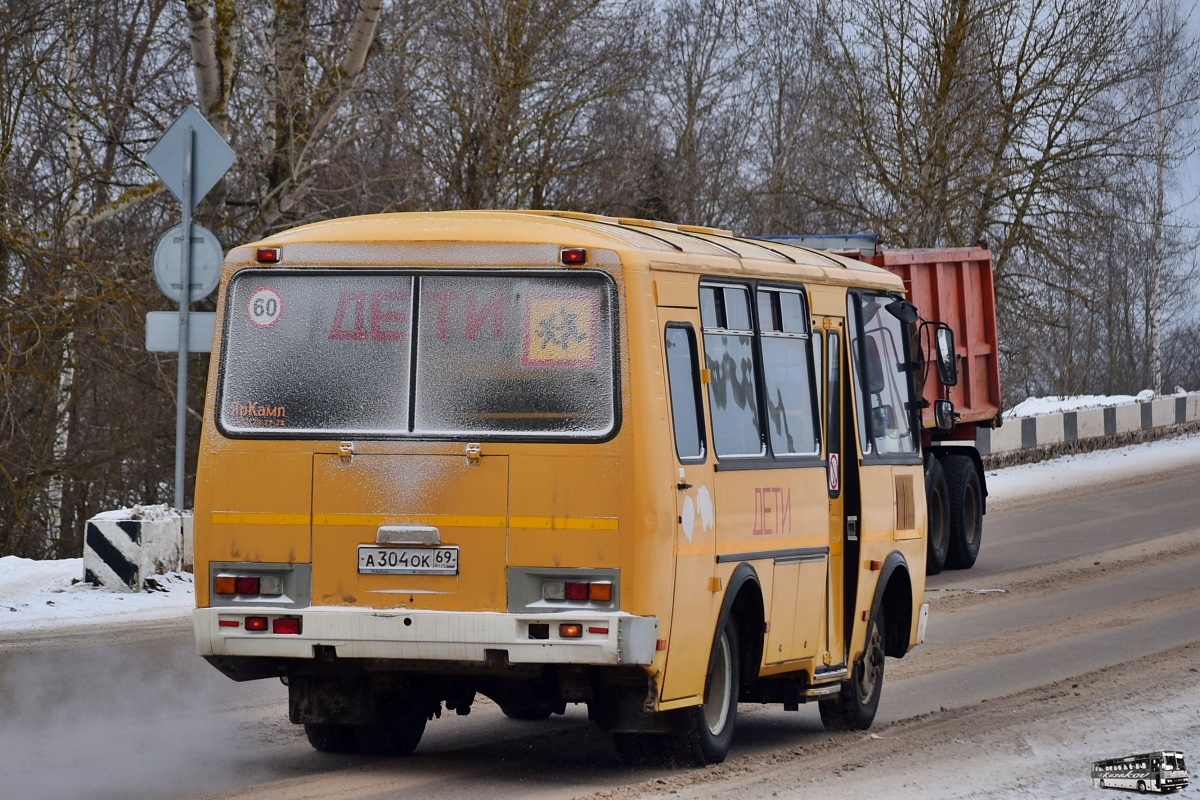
[978,393,1200,464]
[84,508,193,591]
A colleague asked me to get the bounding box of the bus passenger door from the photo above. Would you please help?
[657,310,717,703]
[816,316,850,672]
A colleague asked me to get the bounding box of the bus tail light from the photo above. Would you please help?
[273,617,302,635]
[540,578,615,605]
[559,623,583,638]
[214,572,284,598]
[245,616,269,632]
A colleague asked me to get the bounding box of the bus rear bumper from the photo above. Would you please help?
[194,607,660,666]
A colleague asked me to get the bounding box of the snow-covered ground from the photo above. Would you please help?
[4,429,1200,634]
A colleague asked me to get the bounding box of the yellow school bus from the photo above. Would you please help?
[193,210,933,765]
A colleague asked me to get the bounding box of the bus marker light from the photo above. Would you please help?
[588,582,613,602]
[256,247,281,263]
[587,626,609,635]
[869,560,883,571]
[656,639,667,651]
[560,248,587,265]
[245,616,269,632]
[273,617,302,635]
[218,619,240,628]
[564,582,589,601]
[559,623,583,638]
[214,575,237,594]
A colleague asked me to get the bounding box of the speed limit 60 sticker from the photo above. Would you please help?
[247,287,284,328]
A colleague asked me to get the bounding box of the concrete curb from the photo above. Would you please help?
[978,393,1200,469]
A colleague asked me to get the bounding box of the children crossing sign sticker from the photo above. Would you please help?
[522,292,599,367]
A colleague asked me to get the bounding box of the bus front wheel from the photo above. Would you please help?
[1138,781,1147,794]
[819,608,884,731]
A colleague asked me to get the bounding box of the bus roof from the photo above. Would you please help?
[240,210,904,292]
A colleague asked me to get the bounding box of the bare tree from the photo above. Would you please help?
[398,0,648,211]
[1127,0,1200,392]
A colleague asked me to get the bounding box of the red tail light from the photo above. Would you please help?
[235,576,260,595]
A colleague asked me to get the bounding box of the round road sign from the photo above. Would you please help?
[153,223,223,303]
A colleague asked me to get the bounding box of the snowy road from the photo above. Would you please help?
[2,436,1200,799]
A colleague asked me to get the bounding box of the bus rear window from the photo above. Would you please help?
[218,270,618,439]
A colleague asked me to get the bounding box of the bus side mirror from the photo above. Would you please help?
[934,399,955,431]
[935,326,958,386]
[885,299,919,324]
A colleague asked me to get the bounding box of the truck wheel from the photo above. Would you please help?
[669,619,740,766]
[354,712,426,756]
[925,458,950,575]
[304,722,359,753]
[943,454,982,569]
[819,608,884,731]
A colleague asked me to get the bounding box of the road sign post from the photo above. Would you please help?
[144,107,235,510]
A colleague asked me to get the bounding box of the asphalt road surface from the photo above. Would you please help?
[3,458,1199,800]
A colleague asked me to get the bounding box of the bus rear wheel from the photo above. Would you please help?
[819,608,884,731]
[1138,780,1147,794]
[304,722,359,753]
[354,708,427,756]
[669,619,740,766]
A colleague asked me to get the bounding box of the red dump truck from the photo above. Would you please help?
[765,235,1002,573]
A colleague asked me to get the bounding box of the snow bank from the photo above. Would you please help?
[1005,389,1164,418]
[0,556,193,632]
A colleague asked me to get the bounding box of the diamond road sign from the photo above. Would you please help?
[144,106,235,208]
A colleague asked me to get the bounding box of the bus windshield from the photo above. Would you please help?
[218,269,618,439]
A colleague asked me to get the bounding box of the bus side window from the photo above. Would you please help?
[665,325,706,462]
[700,284,763,458]
[850,292,918,456]
[757,288,819,457]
